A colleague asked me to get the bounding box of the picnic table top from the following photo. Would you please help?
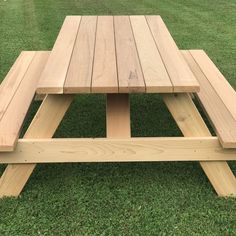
[37,15,199,94]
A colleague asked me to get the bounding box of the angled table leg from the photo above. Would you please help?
[162,93,236,197]
[0,94,74,197]
[106,94,131,138]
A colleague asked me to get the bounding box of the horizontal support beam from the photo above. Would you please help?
[0,137,235,163]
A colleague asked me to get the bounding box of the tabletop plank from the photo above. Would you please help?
[37,16,81,94]
[64,16,97,93]
[146,15,199,92]
[91,16,118,93]
[114,16,145,93]
[130,16,173,93]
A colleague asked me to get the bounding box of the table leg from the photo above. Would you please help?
[34,93,46,101]
[162,93,236,197]
[0,94,74,197]
[106,94,131,138]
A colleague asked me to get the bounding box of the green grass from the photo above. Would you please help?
[0,0,236,235]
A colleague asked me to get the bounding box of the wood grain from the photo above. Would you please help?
[64,16,97,93]
[37,16,81,94]
[35,15,202,94]
[182,50,236,148]
[189,50,236,120]
[163,93,236,197]
[106,94,131,138]
[0,51,35,121]
[114,16,145,93]
[0,94,74,197]
[0,52,50,151]
[91,16,118,93]
[130,15,172,93]
[146,15,199,92]
[1,137,236,163]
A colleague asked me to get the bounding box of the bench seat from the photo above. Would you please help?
[0,51,49,151]
[182,50,236,148]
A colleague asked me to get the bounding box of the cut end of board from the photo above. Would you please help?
[36,87,64,94]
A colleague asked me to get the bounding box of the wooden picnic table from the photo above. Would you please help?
[1,15,236,198]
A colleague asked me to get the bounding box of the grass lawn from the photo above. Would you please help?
[0,0,236,235]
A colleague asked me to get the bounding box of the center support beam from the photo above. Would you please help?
[162,93,236,197]
[106,94,131,138]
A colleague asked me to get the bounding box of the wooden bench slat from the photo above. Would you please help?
[182,50,236,148]
[64,16,97,93]
[114,16,145,93]
[37,16,81,94]
[190,50,236,120]
[0,51,35,122]
[91,16,118,93]
[0,52,50,151]
[146,16,199,93]
[130,15,173,93]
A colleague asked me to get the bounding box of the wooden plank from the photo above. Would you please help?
[130,16,172,93]
[0,94,74,197]
[106,94,130,138]
[0,52,50,151]
[163,93,211,136]
[146,16,199,92]
[0,51,35,121]
[162,93,236,197]
[91,16,118,93]
[189,50,236,120]
[114,16,145,93]
[34,94,46,101]
[182,50,236,148]
[64,16,97,93]
[37,16,81,94]
[1,137,236,163]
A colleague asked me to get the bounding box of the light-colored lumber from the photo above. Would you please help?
[37,16,81,94]
[146,16,199,92]
[114,16,145,93]
[34,94,46,101]
[163,93,211,136]
[0,51,35,121]
[162,93,236,197]
[1,137,236,163]
[189,50,236,120]
[0,51,50,151]
[182,50,236,148]
[91,16,118,93]
[106,94,131,138]
[64,16,97,93]
[0,94,74,197]
[24,95,74,138]
[36,15,202,94]
[130,15,172,93]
